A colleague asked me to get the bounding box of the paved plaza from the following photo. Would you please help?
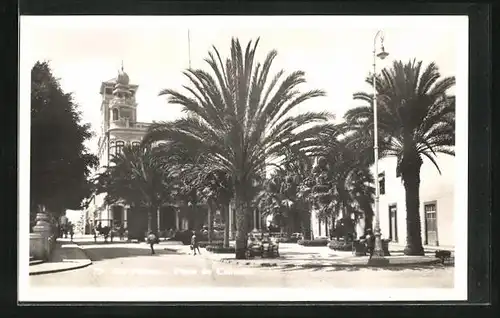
[29,237,454,289]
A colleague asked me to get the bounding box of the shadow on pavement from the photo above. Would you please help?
[82,246,180,262]
[271,264,450,272]
[280,251,323,256]
[49,244,89,262]
[75,240,138,246]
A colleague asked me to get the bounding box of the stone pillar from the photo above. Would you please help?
[257,210,262,231]
[31,206,54,261]
[108,206,113,227]
[157,207,161,233]
[123,206,128,228]
[175,208,179,230]
[228,202,233,239]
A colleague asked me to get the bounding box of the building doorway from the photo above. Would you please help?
[424,202,438,246]
[111,205,124,228]
[388,204,398,243]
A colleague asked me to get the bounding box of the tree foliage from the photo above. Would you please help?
[143,38,332,259]
[93,144,179,232]
[344,59,455,255]
[30,61,98,218]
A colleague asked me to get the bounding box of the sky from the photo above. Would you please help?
[20,16,467,155]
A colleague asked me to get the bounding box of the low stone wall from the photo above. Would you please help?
[30,233,55,261]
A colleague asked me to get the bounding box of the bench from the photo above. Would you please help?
[435,250,452,264]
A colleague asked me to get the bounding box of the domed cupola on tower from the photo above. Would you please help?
[109,62,137,128]
[116,67,130,85]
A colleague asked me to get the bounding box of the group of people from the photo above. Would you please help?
[92,221,126,242]
[58,222,74,241]
[147,230,201,256]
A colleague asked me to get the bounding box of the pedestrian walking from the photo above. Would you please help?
[69,223,74,241]
[365,228,375,259]
[147,231,157,255]
[191,231,201,255]
[118,223,125,241]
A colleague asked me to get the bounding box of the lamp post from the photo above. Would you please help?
[369,30,390,265]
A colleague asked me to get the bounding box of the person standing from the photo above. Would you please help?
[147,231,157,255]
[191,231,201,255]
[365,228,375,259]
[69,222,74,241]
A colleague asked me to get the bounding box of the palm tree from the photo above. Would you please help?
[344,59,455,255]
[94,145,179,233]
[143,38,331,259]
[256,149,314,236]
[301,122,376,239]
[189,167,233,246]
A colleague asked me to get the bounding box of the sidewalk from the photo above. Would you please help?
[389,242,454,253]
[163,242,444,268]
[29,239,92,276]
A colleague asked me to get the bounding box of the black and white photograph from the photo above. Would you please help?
[19,15,469,302]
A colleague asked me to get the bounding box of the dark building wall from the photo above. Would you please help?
[178,205,208,231]
[159,206,176,231]
[111,205,124,227]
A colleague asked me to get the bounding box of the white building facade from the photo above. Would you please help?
[90,67,185,232]
[376,154,455,248]
[308,153,455,248]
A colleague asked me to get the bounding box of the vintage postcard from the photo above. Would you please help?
[19,15,468,302]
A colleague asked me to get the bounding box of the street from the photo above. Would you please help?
[29,241,454,289]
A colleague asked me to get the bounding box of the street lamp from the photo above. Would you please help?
[369,30,390,265]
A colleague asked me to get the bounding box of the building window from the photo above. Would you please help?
[112,108,119,121]
[424,202,438,246]
[388,204,398,242]
[115,141,125,155]
[132,141,140,149]
[378,172,385,195]
[105,88,113,95]
[121,109,131,120]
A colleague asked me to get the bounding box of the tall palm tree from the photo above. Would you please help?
[94,145,179,233]
[143,38,331,259]
[344,59,455,255]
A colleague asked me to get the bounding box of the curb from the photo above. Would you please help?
[29,259,93,276]
[217,257,443,268]
[29,241,95,276]
[29,260,45,266]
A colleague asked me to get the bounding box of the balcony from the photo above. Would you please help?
[110,97,136,108]
[109,118,130,129]
[108,119,151,131]
[133,122,151,130]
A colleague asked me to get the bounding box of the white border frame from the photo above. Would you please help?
[18,15,469,302]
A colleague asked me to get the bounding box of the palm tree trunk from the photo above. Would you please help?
[324,216,329,237]
[222,204,230,248]
[234,193,249,259]
[402,158,425,256]
[207,202,213,243]
[147,207,153,233]
[304,203,312,240]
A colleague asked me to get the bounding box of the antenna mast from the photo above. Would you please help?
[188,29,192,69]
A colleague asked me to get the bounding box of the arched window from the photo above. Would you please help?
[115,141,125,155]
[112,108,119,121]
[132,141,140,149]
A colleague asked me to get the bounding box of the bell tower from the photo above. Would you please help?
[98,63,139,167]
[109,63,137,128]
